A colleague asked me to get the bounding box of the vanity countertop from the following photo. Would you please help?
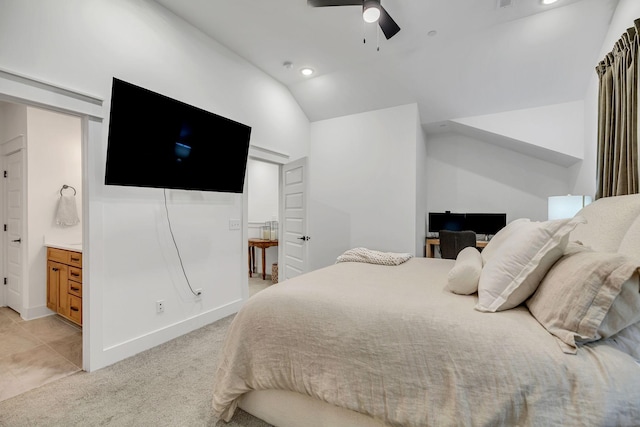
[44,241,82,252]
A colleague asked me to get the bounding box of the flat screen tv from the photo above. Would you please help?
[105,78,252,193]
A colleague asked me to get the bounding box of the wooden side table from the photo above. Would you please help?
[249,238,279,280]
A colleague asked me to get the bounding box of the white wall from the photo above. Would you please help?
[0,102,27,140]
[415,110,429,256]
[248,158,279,224]
[26,106,82,319]
[453,101,585,160]
[0,0,310,370]
[426,132,571,223]
[309,103,422,270]
[571,0,640,196]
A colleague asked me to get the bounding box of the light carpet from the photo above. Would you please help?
[0,313,271,427]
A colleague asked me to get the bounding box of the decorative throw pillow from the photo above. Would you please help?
[526,249,640,354]
[446,246,482,295]
[480,218,531,266]
[475,215,586,312]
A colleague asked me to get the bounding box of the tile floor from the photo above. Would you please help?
[0,307,82,402]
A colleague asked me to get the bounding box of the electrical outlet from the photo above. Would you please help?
[156,300,165,313]
[229,219,241,230]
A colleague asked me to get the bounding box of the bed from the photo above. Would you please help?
[212,194,640,427]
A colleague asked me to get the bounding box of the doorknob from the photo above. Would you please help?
[11,238,21,243]
[297,236,310,241]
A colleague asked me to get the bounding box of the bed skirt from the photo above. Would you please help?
[239,390,391,427]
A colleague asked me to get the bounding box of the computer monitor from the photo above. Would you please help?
[428,212,506,236]
[428,212,466,232]
[464,213,506,236]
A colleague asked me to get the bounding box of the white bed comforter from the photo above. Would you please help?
[212,258,640,426]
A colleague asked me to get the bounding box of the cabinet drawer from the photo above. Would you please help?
[47,247,69,263]
[47,247,82,267]
[68,279,82,297]
[68,251,82,268]
[68,295,82,325]
[68,266,82,283]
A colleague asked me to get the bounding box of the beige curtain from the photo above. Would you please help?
[595,19,640,199]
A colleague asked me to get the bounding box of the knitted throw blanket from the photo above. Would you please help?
[335,247,413,266]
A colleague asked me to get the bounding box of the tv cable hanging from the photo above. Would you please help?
[163,188,201,297]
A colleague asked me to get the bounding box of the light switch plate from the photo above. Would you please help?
[229,219,241,230]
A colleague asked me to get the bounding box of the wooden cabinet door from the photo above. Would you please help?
[47,261,62,311]
[55,263,69,317]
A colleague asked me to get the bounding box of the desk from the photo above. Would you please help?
[426,238,489,258]
[249,238,278,280]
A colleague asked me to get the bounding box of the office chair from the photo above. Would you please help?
[439,230,477,260]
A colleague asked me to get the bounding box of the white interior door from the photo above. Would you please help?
[4,149,24,313]
[281,157,309,280]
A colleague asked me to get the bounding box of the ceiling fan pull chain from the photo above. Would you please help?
[363,20,366,44]
[377,25,380,51]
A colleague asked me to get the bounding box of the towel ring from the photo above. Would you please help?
[60,185,76,196]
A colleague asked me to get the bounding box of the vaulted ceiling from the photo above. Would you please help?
[153,0,619,126]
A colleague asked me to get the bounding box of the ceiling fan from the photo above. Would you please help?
[307,0,401,40]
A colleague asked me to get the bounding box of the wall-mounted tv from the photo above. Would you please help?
[105,78,252,193]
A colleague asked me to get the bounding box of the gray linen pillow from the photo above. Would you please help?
[526,248,640,354]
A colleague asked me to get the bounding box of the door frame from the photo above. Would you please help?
[245,145,290,297]
[0,67,103,372]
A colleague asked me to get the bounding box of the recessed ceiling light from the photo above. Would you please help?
[541,0,558,5]
[300,68,314,76]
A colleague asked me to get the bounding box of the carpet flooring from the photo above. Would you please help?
[0,278,274,427]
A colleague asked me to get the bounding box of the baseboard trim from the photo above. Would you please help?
[21,305,55,321]
[97,299,243,370]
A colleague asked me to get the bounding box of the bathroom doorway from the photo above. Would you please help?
[0,102,84,400]
[0,103,82,319]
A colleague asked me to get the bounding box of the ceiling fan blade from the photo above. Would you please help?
[378,5,401,39]
[307,0,362,6]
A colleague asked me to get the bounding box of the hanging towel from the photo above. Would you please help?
[55,194,80,226]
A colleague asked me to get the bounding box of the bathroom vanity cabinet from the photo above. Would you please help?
[46,246,82,326]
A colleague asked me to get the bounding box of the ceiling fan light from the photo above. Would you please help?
[363,0,381,23]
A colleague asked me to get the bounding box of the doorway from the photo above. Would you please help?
[247,158,279,286]
[0,102,84,400]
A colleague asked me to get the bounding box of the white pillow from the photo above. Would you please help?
[446,246,482,295]
[481,218,531,266]
[475,215,586,312]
